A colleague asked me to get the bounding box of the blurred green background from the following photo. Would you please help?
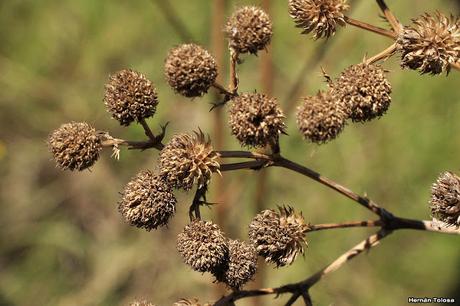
[1,1,459,305]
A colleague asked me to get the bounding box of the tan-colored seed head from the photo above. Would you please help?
[48,122,102,171]
[397,12,460,75]
[289,0,349,39]
[104,69,158,126]
[213,239,258,290]
[248,206,309,267]
[430,172,460,227]
[296,90,347,144]
[177,220,228,273]
[164,44,218,97]
[158,131,220,191]
[228,93,286,148]
[118,170,176,231]
[225,6,273,54]
[332,63,392,122]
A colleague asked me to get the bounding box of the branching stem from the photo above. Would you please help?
[344,16,396,39]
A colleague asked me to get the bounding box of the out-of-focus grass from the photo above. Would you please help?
[0,1,459,305]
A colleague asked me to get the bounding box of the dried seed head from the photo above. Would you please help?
[174,298,211,306]
[229,93,286,147]
[430,172,460,227]
[159,131,220,190]
[397,13,460,75]
[213,240,258,290]
[332,63,392,122]
[225,6,273,54]
[129,300,157,306]
[104,69,158,126]
[248,206,309,267]
[177,220,228,273]
[118,170,176,231]
[289,0,349,39]
[296,90,347,144]
[164,44,218,97]
[48,122,102,171]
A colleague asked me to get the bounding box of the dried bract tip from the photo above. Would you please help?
[249,206,309,267]
[430,172,460,227]
[225,6,273,54]
[48,122,102,171]
[213,240,258,290]
[229,93,286,147]
[397,13,460,75]
[289,0,349,39]
[333,63,392,122]
[118,170,176,231]
[165,44,218,97]
[159,131,220,190]
[296,90,347,144]
[104,69,158,126]
[177,220,228,273]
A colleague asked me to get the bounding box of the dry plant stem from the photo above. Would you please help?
[308,220,383,232]
[344,16,396,39]
[214,230,390,306]
[212,82,234,97]
[375,0,403,33]
[365,43,397,65]
[220,160,267,172]
[229,48,239,95]
[139,118,157,142]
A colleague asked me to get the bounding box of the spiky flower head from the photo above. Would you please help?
[229,93,286,148]
[249,206,309,267]
[296,90,347,144]
[397,12,460,75]
[213,240,258,290]
[430,172,460,227]
[332,63,392,122]
[164,44,218,97]
[104,69,158,126]
[159,131,220,191]
[48,122,102,171]
[177,220,228,273]
[118,170,176,231]
[289,0,349,39]
[225,6,273,54]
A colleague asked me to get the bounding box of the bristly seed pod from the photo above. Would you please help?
[430,172,460,227]
[177,220,228,273]
[397,12,460,75]
[288,0,349,39]
[225,6,273,54]
[104,69,158,126]
[118,170,177,231]
[296,90,347,144]
[164,44,218,97]
[248,206,309,267]
[332,63,392,122]
[228,93,286,148]
[213,240,258,290]
[48,122,102,171]
[158,131,220,191]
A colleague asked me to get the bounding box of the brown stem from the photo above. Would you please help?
[274,156,388,217]
[229,48,239,95]
[139,119,156,142]
[375,0,403,33]
[216,150,272,160]
[344,16,396,39]
[365,43,397,65]
[308,220,382,232]
[220,160,267,172]
[212,82,234,97]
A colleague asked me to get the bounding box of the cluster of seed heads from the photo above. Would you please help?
[46,2,460,304]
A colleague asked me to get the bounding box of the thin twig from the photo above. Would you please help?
[308,220,382,232]
[375,0,403,33]
[344,16,396,39]
[365,43,397,65]
[220,160,268,172]
[229,48,239,95]
[139,118,157,142]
